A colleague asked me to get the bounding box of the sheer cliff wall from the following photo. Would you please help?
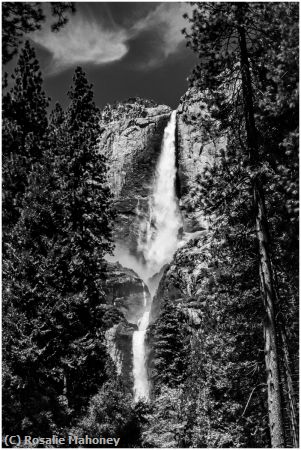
[99,100,171,257]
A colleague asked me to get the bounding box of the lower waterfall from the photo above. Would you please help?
[132,289,150,401]
[132,110,182,401]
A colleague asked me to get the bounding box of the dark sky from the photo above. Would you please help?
[6,2,197,110]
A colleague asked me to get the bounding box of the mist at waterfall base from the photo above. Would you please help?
[107,111,182,401]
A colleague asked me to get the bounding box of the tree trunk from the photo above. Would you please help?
[236,6,285,447]
[280,326,299,447]
[255,183,285,448]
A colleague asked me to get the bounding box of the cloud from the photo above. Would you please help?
[31,15,129,74]
[132,3,190,65]
[30,3,191,75]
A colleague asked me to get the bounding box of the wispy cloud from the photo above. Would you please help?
[31,15,128,74]
[133,3,189,65]
[30,3,191,75]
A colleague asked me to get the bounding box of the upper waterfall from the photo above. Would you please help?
[139,110,182,278]
[132,110,182,402]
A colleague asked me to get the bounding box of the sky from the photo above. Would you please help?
[6,2,198,110]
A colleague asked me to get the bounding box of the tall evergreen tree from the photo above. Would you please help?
[183,3,298,446]
[150,301,188,391]
[2,40,49,232]
[3,67,115,437]
[45,67,115,413]
[55,66,114,299]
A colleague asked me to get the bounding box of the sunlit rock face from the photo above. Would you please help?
[176,87,226,234]
[150,233,213,323]
[99,98,171,257]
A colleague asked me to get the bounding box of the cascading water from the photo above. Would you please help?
[138,110,182,277]
[132,285,150,401]
[132,110,182,401]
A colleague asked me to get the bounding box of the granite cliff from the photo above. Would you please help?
[99,98,171,258]
[95,89,274,446]
[99,91,224,391]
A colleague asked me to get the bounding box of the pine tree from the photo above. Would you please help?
[27,68,115,415]
[183,3,298,446]
[54,67,114,299]
[50,102,65,128]
[3,68,115,436]
[142,387,185,448]
[2,40,49,232]
[2,2,75,65]
[74,374,140,447]
[150,301,188,391]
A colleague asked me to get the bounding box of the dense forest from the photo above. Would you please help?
[2,2,298,448]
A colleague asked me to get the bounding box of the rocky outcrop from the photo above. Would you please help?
[176,87,225,234]
[99,98,171,257]
[150,231,214,324]
[105,321,137,392]
[104,261,150,391]
[104,261,150,324]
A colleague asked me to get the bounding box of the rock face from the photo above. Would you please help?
[150,232,213,324]
[104,261,150,324]
[100,90,225,395]
[145,86,226,391]
[105,322,137,392]
[176,87,225,234]
[104,261,151,392]
[99,98,171,258]
[99,98,171,395]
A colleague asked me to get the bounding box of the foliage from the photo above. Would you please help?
[2,41,49,233]
[2,2,75,64]
[3,65,115,438]
[182,2,298,446]
[100,97,158,125]
[149,301,189,392]
[181,242,270,448]
[142,387,185,448]
[146,231,270,447]
[74,374,149,448]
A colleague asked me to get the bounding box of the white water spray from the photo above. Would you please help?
[132,110,182,401]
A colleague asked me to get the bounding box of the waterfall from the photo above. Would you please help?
[140,110,182,277]
[132,110,182,401]
[132,285,150,401]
